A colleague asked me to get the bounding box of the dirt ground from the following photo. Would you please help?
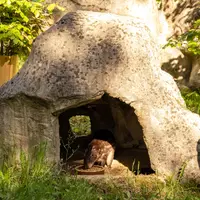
[65,159,154,180]
[62,159,165,193]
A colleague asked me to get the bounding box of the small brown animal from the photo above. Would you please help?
[84,139,115,169]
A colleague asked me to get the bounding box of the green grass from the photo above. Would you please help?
[0,144,109,200]
[0,144,200,200]
[181,88,200,114]
[93,174,200,200]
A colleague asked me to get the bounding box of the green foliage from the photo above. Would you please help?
[69,115,91,136]
[164,176,200,200]
[95,173,200,200]
[165,19,200,55]
[181,88,200,114]
[0,143,119,200]
[0,0,64,58]
[0,143,52,199]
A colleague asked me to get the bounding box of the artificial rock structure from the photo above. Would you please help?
[0,8,200,181]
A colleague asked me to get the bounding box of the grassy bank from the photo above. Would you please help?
[181,88,200,115]
[0,144,110,200]
[1,164,200,200]
[0,144,200,200]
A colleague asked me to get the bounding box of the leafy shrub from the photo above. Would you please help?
[165,19,200,55]
[0,0,64,59]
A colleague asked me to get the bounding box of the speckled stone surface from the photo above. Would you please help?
[46,0,160,37]
[0,11,200,181]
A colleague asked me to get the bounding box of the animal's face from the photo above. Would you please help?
[84,147,98,169]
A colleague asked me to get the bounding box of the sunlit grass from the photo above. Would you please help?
[0,143,109,200]
[181,88,200,114]
[0,143,200,200]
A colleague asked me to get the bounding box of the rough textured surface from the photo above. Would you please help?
[161,47,192,86]
[48,0,200,88]
[0,95,59,162]
[108,97,144,148]
[161,0,200,37]
[0,10,200,181]
[189,56,200,88]
[160,0,200,87]
[46,0,161,39]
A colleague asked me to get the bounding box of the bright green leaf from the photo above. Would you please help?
[0,0,6,5]
[47,3,56,12]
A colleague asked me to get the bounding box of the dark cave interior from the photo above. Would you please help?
[59,94,154,174]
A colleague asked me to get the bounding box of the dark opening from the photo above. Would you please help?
[59,94,154,174]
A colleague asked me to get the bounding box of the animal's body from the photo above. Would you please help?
[84,139,115,169]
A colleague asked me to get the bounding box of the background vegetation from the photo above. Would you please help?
[0,0,64,63]
[69,116,91,136]
[181,89,200,114]
[166,19,200,55]
[164,17,200,114]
